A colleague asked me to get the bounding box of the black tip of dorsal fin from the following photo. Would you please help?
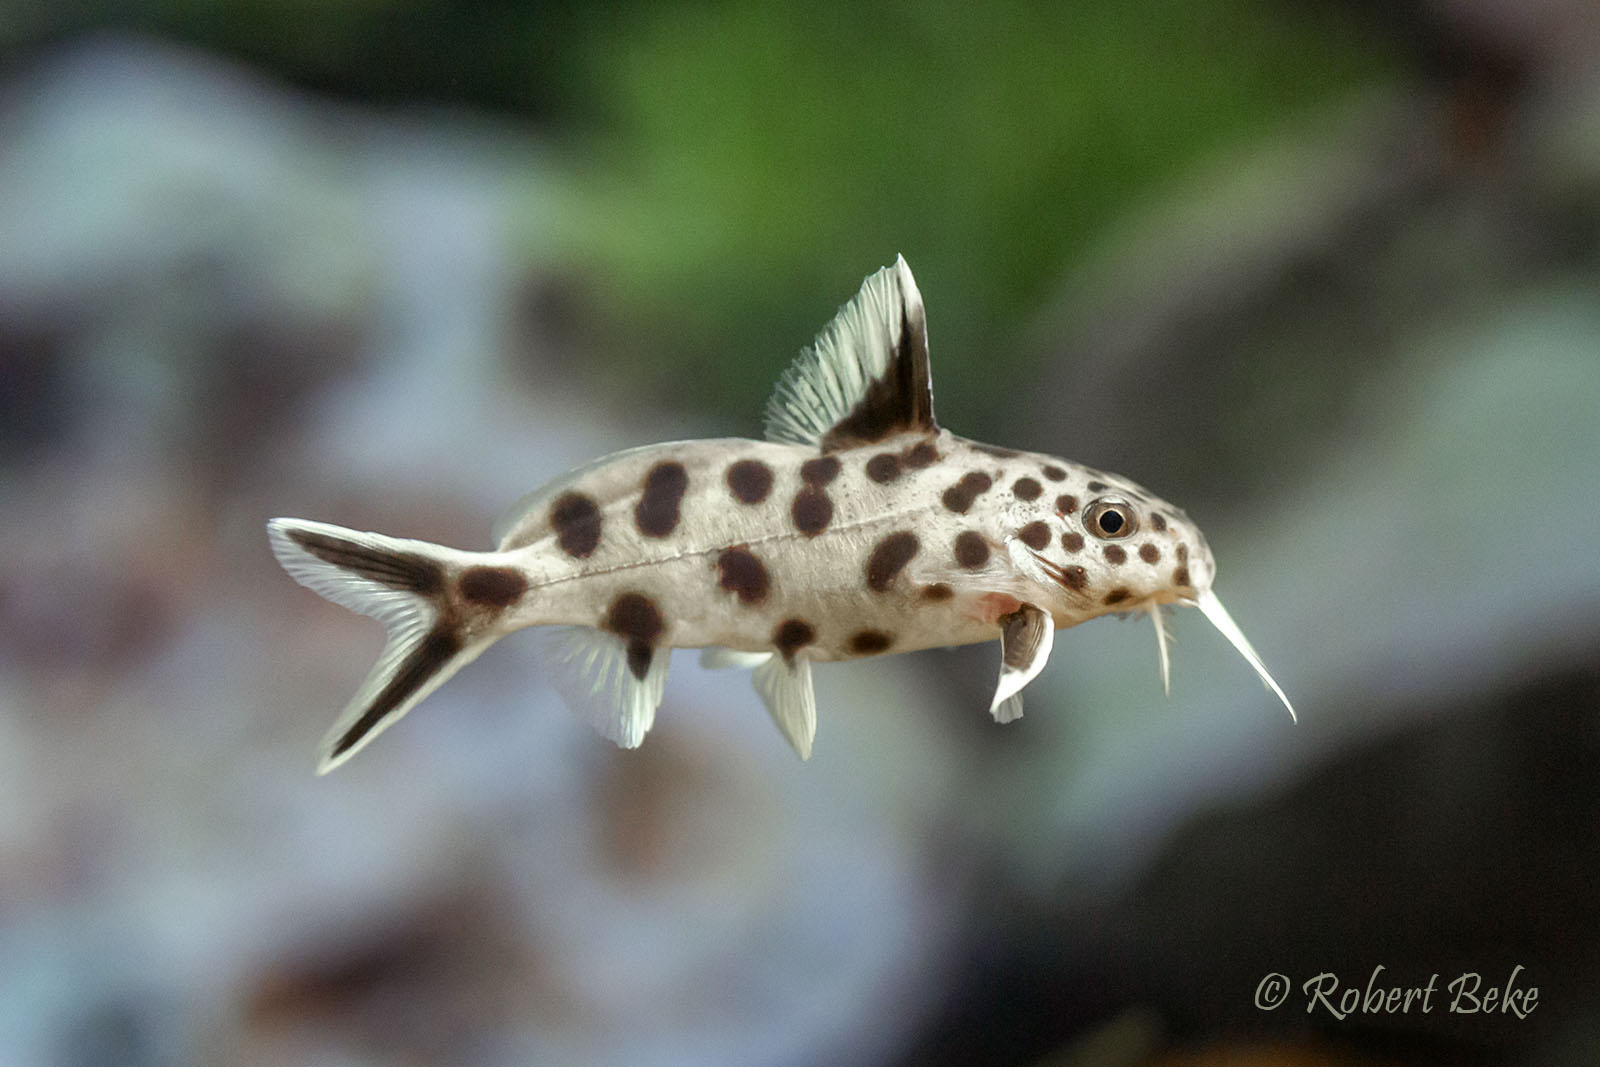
[820,256,935,451]
[763,255,938,451]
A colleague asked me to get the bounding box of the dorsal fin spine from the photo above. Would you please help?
[763,255,938,451]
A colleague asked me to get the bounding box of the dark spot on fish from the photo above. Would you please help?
[1139,543,1161,564]
[726,459,774,504]
[1173,566,1191,587]
[954,530,990,569]
[902,440,939,468]
[800,456,841,486]
[971,443,1021,458]
[1042,465,1067,481]
[773,618,815,662]
[1012,477,1042,501]
[287,528,443,596]
[458,566,526,607]
[605,592,664,643]
[941,472,993,513]
[550,492,602,559]
[1087,480,1108,492]
[1104,588,1131,606]
[605,592,664,680]
[1061,565,1088,591]
[849,630,894,655]
[635,461,689,537]
[1103,545,1127,565]
[921,583,954,601]
[1151,513,1168,532]
[1056,494,1079,515]
[791,487,833,536]
[625,645,653,680]
[1177,544,1189,563]
[330,625,462,759]
[1062,531,1084,553]
[866,531,919,592]
[716,546,770,606]
[1017,521,1051,550]
[865,453,901,483]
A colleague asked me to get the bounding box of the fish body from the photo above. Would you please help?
[489,432,1208,659]
[271,257,1291,772]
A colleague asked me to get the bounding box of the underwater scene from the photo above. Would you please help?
[3,3,1598,1064]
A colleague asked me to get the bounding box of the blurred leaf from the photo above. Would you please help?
[553,0,1395,426]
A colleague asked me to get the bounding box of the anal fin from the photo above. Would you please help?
[752,654,818,760]
[990,603,1054,721]
[534,626,670,748]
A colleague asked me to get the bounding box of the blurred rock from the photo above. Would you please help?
[0,36,373,481]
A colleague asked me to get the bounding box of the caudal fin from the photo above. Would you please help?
[267,518,496,773]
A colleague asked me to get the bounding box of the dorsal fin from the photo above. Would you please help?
[764,255,937,451]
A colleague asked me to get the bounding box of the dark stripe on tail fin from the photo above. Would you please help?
[285,527,444,595]
[328,625,463,760]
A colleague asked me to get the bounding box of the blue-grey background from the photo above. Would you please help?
[2,3,1598,1064]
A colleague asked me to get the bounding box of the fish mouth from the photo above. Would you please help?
[1019,545,1093,609]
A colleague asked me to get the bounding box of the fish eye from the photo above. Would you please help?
[1085,497,1137,540]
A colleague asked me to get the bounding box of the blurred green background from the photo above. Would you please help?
[7,0,1393,423]
[3,1,1598,1065]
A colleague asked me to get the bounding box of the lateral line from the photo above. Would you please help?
[518,501,942,592]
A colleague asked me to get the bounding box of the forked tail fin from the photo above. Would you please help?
[267,518,506,773]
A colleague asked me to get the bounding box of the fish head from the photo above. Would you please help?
[1038,472,1213,611]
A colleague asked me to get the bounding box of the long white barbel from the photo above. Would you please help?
[1195,589,1297,722]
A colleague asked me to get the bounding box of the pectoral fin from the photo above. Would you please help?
[990,602,1054,721]
[992,693,1024,724]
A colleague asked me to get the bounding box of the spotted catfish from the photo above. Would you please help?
[270,256,1293,772]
